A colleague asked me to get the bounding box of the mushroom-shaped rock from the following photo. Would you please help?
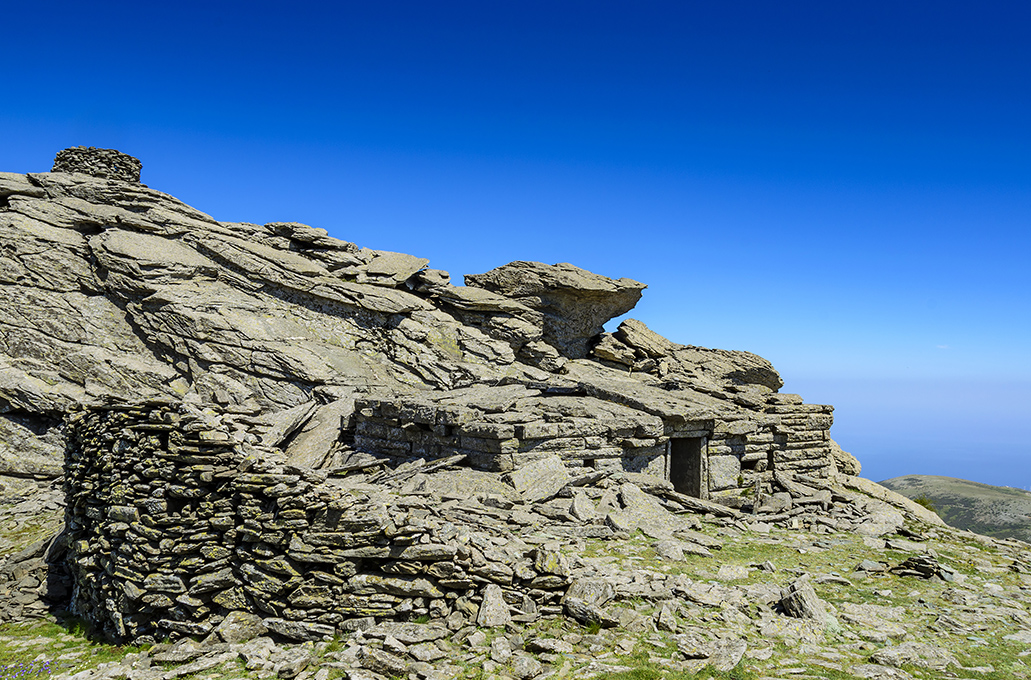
[464,261,646,359]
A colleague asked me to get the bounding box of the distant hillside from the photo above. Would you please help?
[881,475,1031,543]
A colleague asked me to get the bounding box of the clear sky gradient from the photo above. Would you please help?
[3,1,1028,486]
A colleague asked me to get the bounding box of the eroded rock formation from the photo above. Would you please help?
[0,147,881,647]
[1,148,860,495]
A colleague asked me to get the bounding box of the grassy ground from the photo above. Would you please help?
[882,475,1031,543]
[3,494,1031,679]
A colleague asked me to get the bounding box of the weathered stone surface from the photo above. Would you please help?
[271,644,314,679]
[869,642,958,671]
[263,618,335,641]
[707,637,748,672]
[708,455,741,491]
[214,611,268,643]
[618,482,679,537]
[780,577,831,625]
[465,261,646,359]
[615,318,674,358]
[0,415,64,478]
[850,664,916,679]
[52,146,143,183]
[838,475,945,526]
[829,438,861,476]
[360,250,430,286]
[359,646,410,676]
[506,455,570,503]
[476,583,511,627]
[282,396,355,468]
[593,318,784,391]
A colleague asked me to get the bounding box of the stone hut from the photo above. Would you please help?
[0,148,865,643]
[351,361,836,501]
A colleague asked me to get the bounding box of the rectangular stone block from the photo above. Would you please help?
[619,437,658,449]
[709,454,742,491]
[620,453,665,477]
[765,403,831,414]
[355,420,408,441]
[773,446,830,463]
[353,435,411,454]
[806,414,833,430]
[459,436,518,454]
[507,455,570,502]
[517,437,585,453]
[410,442,441,458]
[463,451,514,472]
[575,447,624,460]
[399,403,437,425]
[460,422,516,440]
[436,406,475,427]
[742,451,769,464]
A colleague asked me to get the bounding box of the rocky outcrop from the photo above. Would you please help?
[465,261,646,360]
[6,148,1031,679]
[0,147,870,640]
[592,318,784,392]
[0,478,68,623]
[0,147,845,491]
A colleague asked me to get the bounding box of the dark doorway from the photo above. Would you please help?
[669,437,704,498]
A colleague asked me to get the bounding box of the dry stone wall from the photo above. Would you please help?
[57,400,893,649]
[707,395,835,494]
[62,402,624,644]
[354,385,667,476]
[51,147,143,183]
[61,389,835,650]
[352,384,834,496]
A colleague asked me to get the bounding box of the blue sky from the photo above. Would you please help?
[3,1,1029,486]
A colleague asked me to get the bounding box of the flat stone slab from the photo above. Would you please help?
[506,455,570,502]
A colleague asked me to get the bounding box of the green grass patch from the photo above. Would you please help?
[0,618,150,679]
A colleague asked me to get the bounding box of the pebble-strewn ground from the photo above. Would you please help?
[3,474,1031,680]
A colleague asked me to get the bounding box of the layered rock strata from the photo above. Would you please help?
[0,147,858,498]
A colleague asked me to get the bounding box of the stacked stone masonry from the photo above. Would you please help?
[61,399,886,648]
[51,146,143,183]
[355,387,834,499]
[354,385,668,476]
[64,403,612,643]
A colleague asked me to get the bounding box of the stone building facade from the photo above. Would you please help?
[353,385,835,500]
